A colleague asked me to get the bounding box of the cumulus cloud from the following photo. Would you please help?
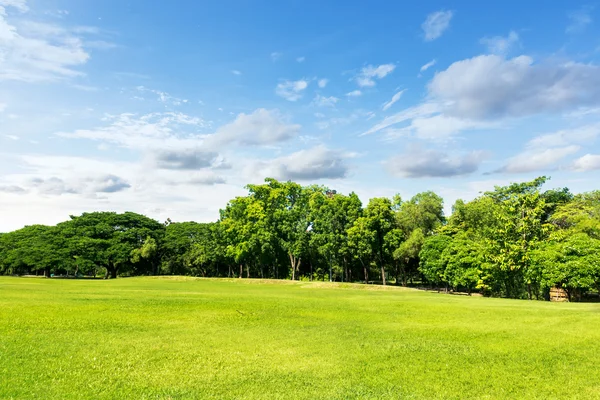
[275,79,309,101]
[187,173,226,185]
[572,154,600,171]
[252,146,351,181]
[318,79,328,88]
[154,149,220,170]
[29,177,78,195]
[386,147,486,178]
[528,124,600,148]
[480,31,519,54]
[88,175,131,193]
[206,108,300,147]
[422,10,453,41]
[428,54,600,119]
[355,64,395,87]
[0,185,25,194]
[0,3,98,82]
[495,146,581,174]
[27,174,132,195]
[494,124,600,174]
[382,90,405,111]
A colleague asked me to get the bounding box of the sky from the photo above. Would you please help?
[1,0,600,231]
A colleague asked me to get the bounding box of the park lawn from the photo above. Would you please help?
[1,277,599,399]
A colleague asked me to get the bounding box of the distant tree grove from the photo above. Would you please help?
[2,176,600,301]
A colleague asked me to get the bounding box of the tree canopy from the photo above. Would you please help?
[2,177,599,301]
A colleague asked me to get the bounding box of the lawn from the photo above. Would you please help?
[1,277,599,399]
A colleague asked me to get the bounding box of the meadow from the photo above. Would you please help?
[1,277,599,399]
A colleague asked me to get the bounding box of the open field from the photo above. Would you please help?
[1,277,600,399]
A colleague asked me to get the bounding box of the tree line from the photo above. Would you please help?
[1,177,599,301]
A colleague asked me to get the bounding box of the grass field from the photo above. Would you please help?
[1,277,600,399]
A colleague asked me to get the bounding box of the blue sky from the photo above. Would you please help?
[1,0,600,231]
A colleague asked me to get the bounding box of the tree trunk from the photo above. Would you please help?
[239,264,243,278]
[246,264,250,279]
[228,265,232,278]
[289,253,298,281]
[381,265,386,286]
[361,260,368,284]
[106,265,118,279]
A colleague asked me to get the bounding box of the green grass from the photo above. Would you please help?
[1,277,600,399]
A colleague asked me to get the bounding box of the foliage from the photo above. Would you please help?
[2,176,600,301]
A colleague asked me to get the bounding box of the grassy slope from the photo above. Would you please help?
[1,277,599,399]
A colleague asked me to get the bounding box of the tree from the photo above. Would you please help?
[419,234,452,289]
[394,228,424,286]
[483,177,549,298]
[347,217,375,284]
[309,191,362,282]
[364,198,395,285]
[63,212,165,279]
[441,234,483,294]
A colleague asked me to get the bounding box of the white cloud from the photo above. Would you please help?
[346,90,362,97]
[231,70,242,75]
[480,31,519,54]
[567,7,592,33]
[84,40,117,50]
[0,0,28,13]
[420,59,436,72]
[4,134,18,140]
[0,153,245,231]
[153,148,221,170]
[495,123,600,174]
[566,107,600,118]
[205,108,300,148]
[387,146,486,178]
[0,102,6,112]
[422,10,453,41]
[136,86,188,106]
[0,5,95,82]
[57,112,208,152]
[271,52,282,61]
[317,78,328,88]
[61,109,299,155]
[572,154,600,171]
[528,124,600,148]
[428,54,600,119]
[362,102,441,136]
[496,146,581,174]
[275,79,309,101]
[384,114,495,141]
[252,145,351,181]
[382,90,405,111]
[312,94,339,108]
[355,64,395,87]
[296,56,305,63]
[316,110,373,130]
